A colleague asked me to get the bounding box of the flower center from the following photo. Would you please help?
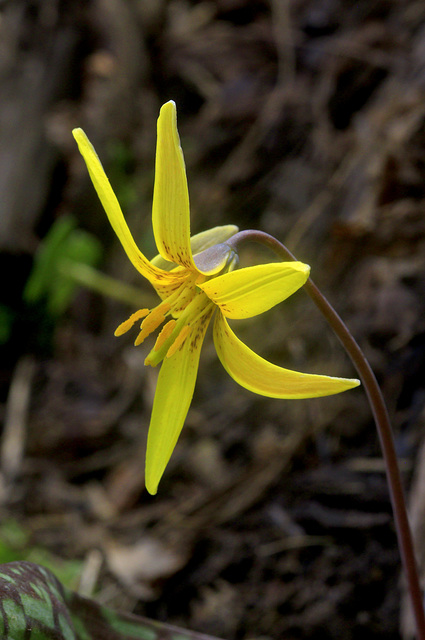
[114,242,237,366]
[114,273,214,366]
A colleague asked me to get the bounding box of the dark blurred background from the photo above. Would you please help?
[1,1,425,638]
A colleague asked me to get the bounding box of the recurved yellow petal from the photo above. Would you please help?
[199,262,310,319]
[72,128,167,285]
[214,314,360,398]
[193,243,236,275]
[150,224,239,272]
[152,101,196,271]
[190,225,239,255]
[145,311,213,494]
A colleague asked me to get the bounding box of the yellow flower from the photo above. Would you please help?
[73,101,359,495]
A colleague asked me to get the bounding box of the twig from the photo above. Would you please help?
[0,356,35,498]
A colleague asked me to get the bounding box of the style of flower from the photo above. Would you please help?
[73,101,359,495]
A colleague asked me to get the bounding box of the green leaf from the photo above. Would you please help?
[0,305,14,345]
[24,217,103,316]
[47,228,102,315]
[0,561,223,640]
[0,520,82,591]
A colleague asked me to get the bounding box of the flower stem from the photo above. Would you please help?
[229,230,425,638]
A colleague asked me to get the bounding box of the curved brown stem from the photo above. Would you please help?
[228,229,425,639]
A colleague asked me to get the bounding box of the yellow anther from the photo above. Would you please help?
[135,315,165,346]
[166,325,192,358]
[141,302,170,328]
[134,303,171,346]
[114,309,149,336]
[153,319,177,352]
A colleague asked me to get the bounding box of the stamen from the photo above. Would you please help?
[166,325,192,358]
[134,303,171,346]
[114,309,149,336]
[153,320,177,351]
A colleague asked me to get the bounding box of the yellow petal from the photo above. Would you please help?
[145,311,213,494]
[193,243,236,275]
[150,224,239,271]
[214,314,360,398]
[72,128,168,286]
[190,225,239,255]
[152,101,196,270]
[199,262,310,319]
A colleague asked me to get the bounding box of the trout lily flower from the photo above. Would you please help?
[73,101,359,494]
